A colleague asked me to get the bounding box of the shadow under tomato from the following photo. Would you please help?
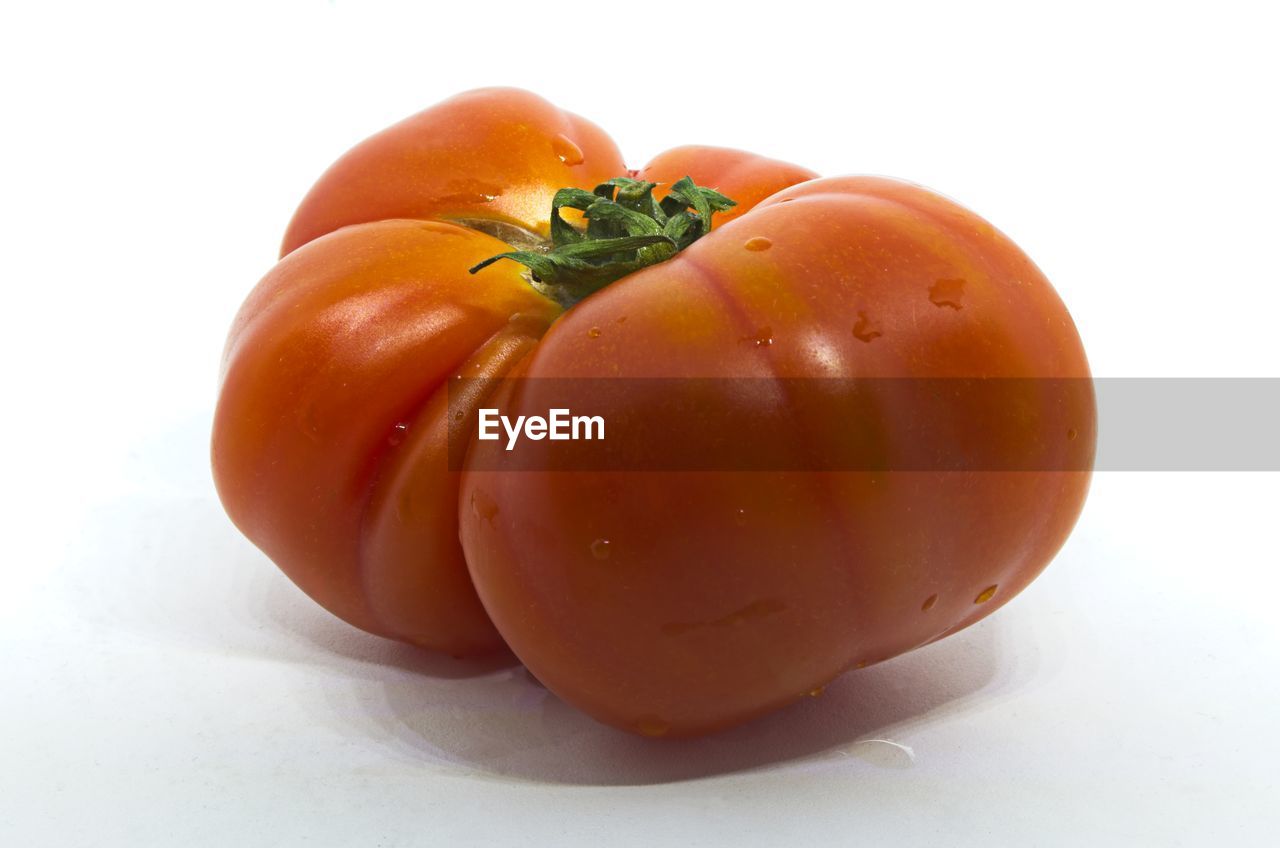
[236,506,1022,785]
[361,616,1013,786]
[79,410,1025,785]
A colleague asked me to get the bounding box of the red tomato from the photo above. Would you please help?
[213,87,1094,736]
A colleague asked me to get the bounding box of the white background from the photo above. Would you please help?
[3,1,1278,845]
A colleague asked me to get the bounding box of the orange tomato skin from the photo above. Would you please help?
[217,89,627,653]
[213,220,560,653]
[279,88,626,256]
[637,145,818,227]
[458,175,1094,736]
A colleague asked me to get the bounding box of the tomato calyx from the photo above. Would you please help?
[469,176,736,306]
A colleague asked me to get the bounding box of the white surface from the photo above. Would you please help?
[3,1,1278,845]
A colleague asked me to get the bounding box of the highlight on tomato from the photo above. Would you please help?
[212,87,1094,737]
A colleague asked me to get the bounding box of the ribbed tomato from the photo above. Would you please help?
[213,87,1094,736]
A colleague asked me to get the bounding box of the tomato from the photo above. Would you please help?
[213,87,1094,736]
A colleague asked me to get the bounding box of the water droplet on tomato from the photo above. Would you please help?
[929,278,966,310]
[1067,427,1079,441]
[471,490,499,523]
[552,134,585,165]
[921,593,938,612]
[636,716,670,737]
[852,310,882,343]
[453,410,465,421]
[588,326,601,339]
[974,584,998,604]
[590,538,611,560]
[387,422,408,446]
[734,508,747,527]
[741,327,774,347]
[744,236,772,251]
[440,179,502,205]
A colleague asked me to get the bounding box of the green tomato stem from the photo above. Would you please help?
[469,175,736,307]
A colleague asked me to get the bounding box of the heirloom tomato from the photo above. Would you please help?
[213,87,1094,737]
